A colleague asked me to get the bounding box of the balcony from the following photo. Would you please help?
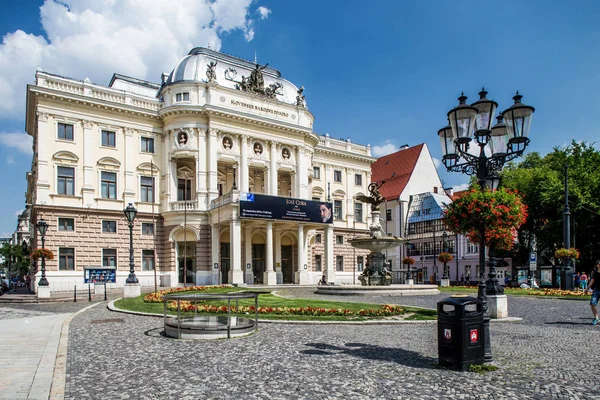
[170,200,198,211]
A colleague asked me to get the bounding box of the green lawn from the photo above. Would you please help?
[114,287,437,321]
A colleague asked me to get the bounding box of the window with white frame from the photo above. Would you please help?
[336,255,344,271]
[140,176,154,202]
[57,123,73,141]
[175,92,190,102]
[101,130,116,147]
[357,256,364,272]
[315,234,322,244]
[102,220,117,233]
[102,249,117,267]
[142,250,155,270]
[336,235,343,245]
[386,209,392,221]
[467,241,479,253]
[142,223,154,235]
[355,202,363,223]
[101,171,117,199]
[141,137,154,153]
[334,170,342,182]
[313,167,321,180]
[57,166,75,196]
[315,254,322,272]
[355,173,362,186]
[58,217,74,231]
[334,200,342,220]
[59,248,75,270]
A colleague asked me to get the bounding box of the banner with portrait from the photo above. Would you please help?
[239,192,333,224]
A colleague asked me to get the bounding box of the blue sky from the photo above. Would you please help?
[0,0,599,236]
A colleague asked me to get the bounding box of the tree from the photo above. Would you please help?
[501,141,600,270]
[0,243,30,277]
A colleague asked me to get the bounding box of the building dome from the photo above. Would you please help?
[161,47,302,106]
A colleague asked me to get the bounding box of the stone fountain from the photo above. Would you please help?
[350,182,404,286]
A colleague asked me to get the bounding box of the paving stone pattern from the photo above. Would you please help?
[64,290,600,399]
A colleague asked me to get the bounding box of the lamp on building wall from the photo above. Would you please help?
[437,88,534,362]
[36,218,49,286]
[123,203,139,284]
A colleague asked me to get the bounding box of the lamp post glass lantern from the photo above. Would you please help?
[124,203,139,284]
[438,88,534,361]
[36,218,49,286]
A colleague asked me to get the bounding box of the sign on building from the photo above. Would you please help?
[239,193,333,224]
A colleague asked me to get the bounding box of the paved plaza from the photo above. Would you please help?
[1,289,600,399]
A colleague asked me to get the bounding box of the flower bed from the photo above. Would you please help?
[524,288,588,297]
[144,285,232,303]
[166,301,405,317]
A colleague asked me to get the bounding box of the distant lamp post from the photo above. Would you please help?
[124,203,139,284]
[36,218,49,286]
[442,231,449,279]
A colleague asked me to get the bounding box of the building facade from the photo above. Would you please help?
[25,47,374,292]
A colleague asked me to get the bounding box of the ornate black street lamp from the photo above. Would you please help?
[36,218,49,286]
[438,89,534,361]
[442,231,449,279]
[124,203,139,284]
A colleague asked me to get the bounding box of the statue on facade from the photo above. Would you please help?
[206,61,217,82]
[265,82,282,99]
[355,181,386,212]
[296,86,306,107]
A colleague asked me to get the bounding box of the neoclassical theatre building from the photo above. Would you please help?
[25,47,376,292]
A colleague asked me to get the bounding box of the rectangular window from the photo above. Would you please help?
[178,178,192,201]
[141,137,154,153]
[333,170,342,182]
[357,256,364,272]
[315,254,322,272]
[140,176,155,202]
[313,167,320,180]
[175,92,190,102]
[334,200,342,220]
[57,166,75,195]
[355,173,362,186]
[103,249,117,267]
[315,234,322,244]
[336,235,343,245]
[142,250,155,271]
[336,255,344,272]
[467,242,479,253]
[355,202,363,223]
[142,223,154,235]
[102,220,117,233]
[101,130,116,147]
[58,217,74,231]
[59,248,75,270]
[57,123,73,141]
[386,209,392,221]
[101,171,117,199]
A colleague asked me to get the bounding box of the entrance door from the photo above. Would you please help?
[281,245,293,284]
[221,243,230,284]
[178,242,196,285]
[252,244,265,284]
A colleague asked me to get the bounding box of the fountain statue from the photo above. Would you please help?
[350,182,405,286]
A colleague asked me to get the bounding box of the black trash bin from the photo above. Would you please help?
[437,295,484,371]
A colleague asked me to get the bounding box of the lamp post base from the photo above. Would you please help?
[440,278,450,287]
[487,294,508,319]
[123,283,141,298]
[37,286,51,299]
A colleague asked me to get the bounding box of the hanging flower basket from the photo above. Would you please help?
[402,257,415,266]
[31,248,54,261]
[554,247,580,260]
[443,187,527,250]
[437,252,454,263]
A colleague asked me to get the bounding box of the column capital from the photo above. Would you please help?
[81,119,94,129]
[208,127,218,137]
[36,111,49,122]
[124,127,135,136]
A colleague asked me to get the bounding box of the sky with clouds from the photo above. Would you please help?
[0,0,599,236]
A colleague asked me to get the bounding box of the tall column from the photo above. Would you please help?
[269,141,277,195]
[264,222,277,285]
[123,127,136,205]
[228,217,244,284]
[240,135,249,192]
[207,128,219,203]
[169,158,178,204]
[296,147,309,199]
[196,128,208,209]
[324,225,335,284]
[162,131,171,207]
[35,112,51,204]
[244,226,253,284]
[275,227,282,284]
[211,224,220,285]
[295,224,310,284]
[346,168,354,228]
[81,120,95,206]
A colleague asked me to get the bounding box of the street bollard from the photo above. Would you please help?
[74,285,77,302]
[104,281,107,301]
[88,284,91,302]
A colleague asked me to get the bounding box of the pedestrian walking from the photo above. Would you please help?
[584,261,600,325]
[575,272,581,291]
[581,271,588,291]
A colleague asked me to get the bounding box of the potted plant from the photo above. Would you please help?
[402,257,415,266]
[30,248,54,261]
[554,247,580,260]
[437,252,454,263]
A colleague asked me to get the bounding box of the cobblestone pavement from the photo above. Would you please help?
[63,289,600,400]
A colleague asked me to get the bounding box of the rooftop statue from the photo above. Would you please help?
[296,86,306,107]
[206,61,217,82]
[355,181,386,212]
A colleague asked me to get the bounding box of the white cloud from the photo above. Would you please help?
[0,0,269,119]
[432,157,441,169]
[257,6,271,19]
[372,140,398,157]
[14,209,23,217]
[452,183,470,192]
[0,133,33,155]
[6,156,15,164]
